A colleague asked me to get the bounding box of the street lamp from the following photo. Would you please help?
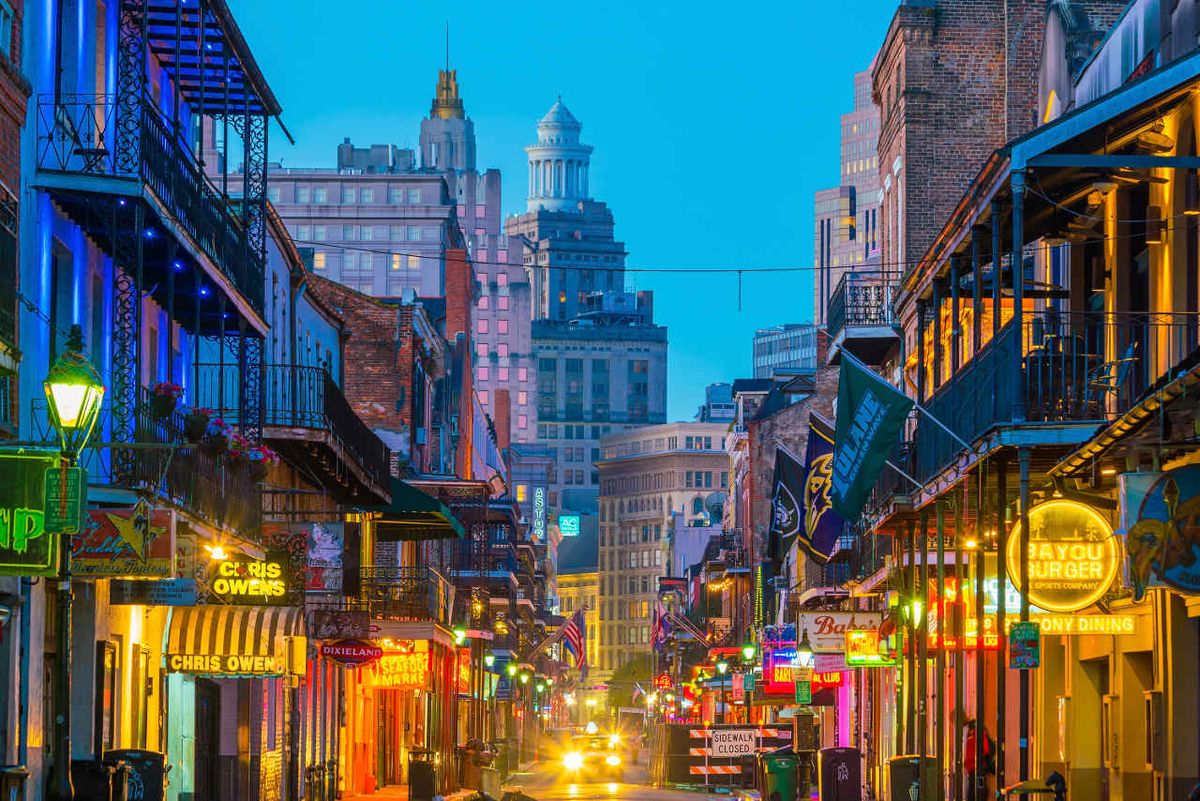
[715,660,729,725]
[453,626,468,646]
[715,659,729,675]
[796,629,815,669]
[44,324,105,801]
[741,643,757,664]
[507,663,518,677]
[484,652,496,669]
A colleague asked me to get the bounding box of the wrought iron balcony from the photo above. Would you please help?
[359,566,455,627]
[915,310,1200,482]
[34,93,263,312]
[193,363,390,502]
[30,388,261,539]
[827,273,899,364]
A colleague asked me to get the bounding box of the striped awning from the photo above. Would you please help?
[165,605,305,677]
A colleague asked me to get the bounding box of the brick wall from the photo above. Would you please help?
[0,0,28,194]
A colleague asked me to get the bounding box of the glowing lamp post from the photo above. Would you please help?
[715,659,729,724]
[45,325,105,801]
[796,629,815,669]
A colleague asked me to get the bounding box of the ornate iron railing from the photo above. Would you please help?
[30,388,261,538]
[827,273,897,340]
[34,93,263,311]
[193,364,391,490]
[915,310,1200,482]
[359,566,455,626]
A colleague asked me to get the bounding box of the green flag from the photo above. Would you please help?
[831,355,914,519]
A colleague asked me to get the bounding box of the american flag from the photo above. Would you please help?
[562,609,587,680]
[651,600,670,649]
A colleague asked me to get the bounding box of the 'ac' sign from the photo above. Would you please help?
[0,453,60,577]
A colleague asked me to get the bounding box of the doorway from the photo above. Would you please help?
[195,679,221,800]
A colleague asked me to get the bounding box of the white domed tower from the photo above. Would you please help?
[525,98,594,212]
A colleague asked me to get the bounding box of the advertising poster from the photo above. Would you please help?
[72,503,174,577]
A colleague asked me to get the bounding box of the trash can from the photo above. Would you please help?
[409,749,439,801]
[759,751,800,801]
[0,766,27,801]
[105,749,165,801]
[888,755,937,801]
[818,748,861,801]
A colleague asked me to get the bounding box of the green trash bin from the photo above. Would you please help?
[760,752,800,801]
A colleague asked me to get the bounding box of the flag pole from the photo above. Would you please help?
[840,348,972,452]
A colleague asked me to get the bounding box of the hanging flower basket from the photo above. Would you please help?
[183,407,212,442]
[245,444,280,482]
[201,417,233,456]
[150,382,183,419]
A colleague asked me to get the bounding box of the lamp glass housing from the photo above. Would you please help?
[796,629,815,669]
[44,325,105,457]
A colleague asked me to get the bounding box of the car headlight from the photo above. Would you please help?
[605,754,621,767]
[608,734,620,747]
[564,752,584,770]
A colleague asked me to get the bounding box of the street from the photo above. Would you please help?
[505,763,705,801]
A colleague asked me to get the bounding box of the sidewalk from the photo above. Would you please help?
[343,786,479,801]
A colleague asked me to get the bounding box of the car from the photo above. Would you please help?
[560,733,625,782]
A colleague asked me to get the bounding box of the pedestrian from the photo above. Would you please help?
[963,718,996,801]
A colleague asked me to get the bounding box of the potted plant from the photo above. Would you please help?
[183,406,213,442]
[150,382,183,419]
[224,432,252,471]
[202,417,233,456]
[245,443,280,482]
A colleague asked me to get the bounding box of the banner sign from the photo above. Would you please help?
[794,612,883,652]
[767,447,805,562]
[310,609,370,639]
[303,522,344,593]
[1009,621,1041,669]
[1006,500,1118,612]
[831,356,914,519]
[0,452,61,577]
[72,503,174,577]
[1125,466,1200,600]
[320,639,383,667]
[799,413,846,563]
[204,552,290,605]
[166,652,284,675]
[110,578,197,606]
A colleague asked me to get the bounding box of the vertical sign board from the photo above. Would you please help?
[0,453,61,576]
[532,487,546,541]
[795,680,812,704]
[43,466,84,534]
[1008,621,1041,670]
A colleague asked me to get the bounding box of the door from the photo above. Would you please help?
[195,680,221,800]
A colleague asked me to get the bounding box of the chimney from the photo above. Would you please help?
[444,248,474,343]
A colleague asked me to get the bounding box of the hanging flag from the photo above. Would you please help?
[562,609,588,681]
[832,354,914,519]
[767,446,806,562]
[799,413,847,564]
[651,600,671,649]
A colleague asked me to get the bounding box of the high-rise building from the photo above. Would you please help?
[531,291,667,515]
[752,324,819,378]
[505,100,628,321]
[268,69,536,436]
[695,383,735,423]
[813,69,881,326]
[596,423,730,673]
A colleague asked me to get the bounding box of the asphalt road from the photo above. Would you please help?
[503,761,707,801]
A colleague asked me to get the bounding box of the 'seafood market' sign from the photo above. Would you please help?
[368,641,430,689]
[1006,500,1118,613]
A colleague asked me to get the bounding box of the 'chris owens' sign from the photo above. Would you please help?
[206,551,290,605]
[166,653,284,675]
[1007,500,1118,613]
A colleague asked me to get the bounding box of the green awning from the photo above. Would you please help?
[369,479,466,541]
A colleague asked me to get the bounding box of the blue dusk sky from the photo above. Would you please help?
[228,0,897,421]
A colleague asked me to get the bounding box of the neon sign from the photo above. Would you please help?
[1007,500,1118,613]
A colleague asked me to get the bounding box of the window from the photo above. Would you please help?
[498,319,509,334]
[498,250,508,263]
[343,252,356,270]
[359,188,374,203]
[518,367,528,381]
[342,188,355,203]
[391,254,402,270]
[478,295,489,310]
[388,187,404,204]
[389,226,402,241]
[498,367,509,381]
[313,225,326,241]
[629,552,637,569]
[497,343,508,358]
[477,250,488,263]
[296,186,310,203]
[476,272,487,284]
[654,550,662,566]
[361,226,374,241]
[628,360,649,422]
[478,390,488,403]
[498,296,509,311]
[478,366,489,381]
[267,187,280,202]
[313,188,327,203]
[407,226,421,241]
[477,319,489,334]
[476,204,486,218]
[313,252,326,270]
[497,273,508,287]
[476,343,488,358]
[407,188,421,204]
[517,391,527,405]
[407,255,420,271]
[342,225,356,240]
[297,225,311,241]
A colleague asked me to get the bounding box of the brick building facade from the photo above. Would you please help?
[0,0,28,430]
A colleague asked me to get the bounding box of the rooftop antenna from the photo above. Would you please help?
[445,21,450,72]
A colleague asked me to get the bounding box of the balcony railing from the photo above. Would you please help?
[916,310,1200,481]
[827,273,897,341]
[360,566,455,627]
[194,364,390,491]
[30,388,261,538]
[35,93,262,311]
